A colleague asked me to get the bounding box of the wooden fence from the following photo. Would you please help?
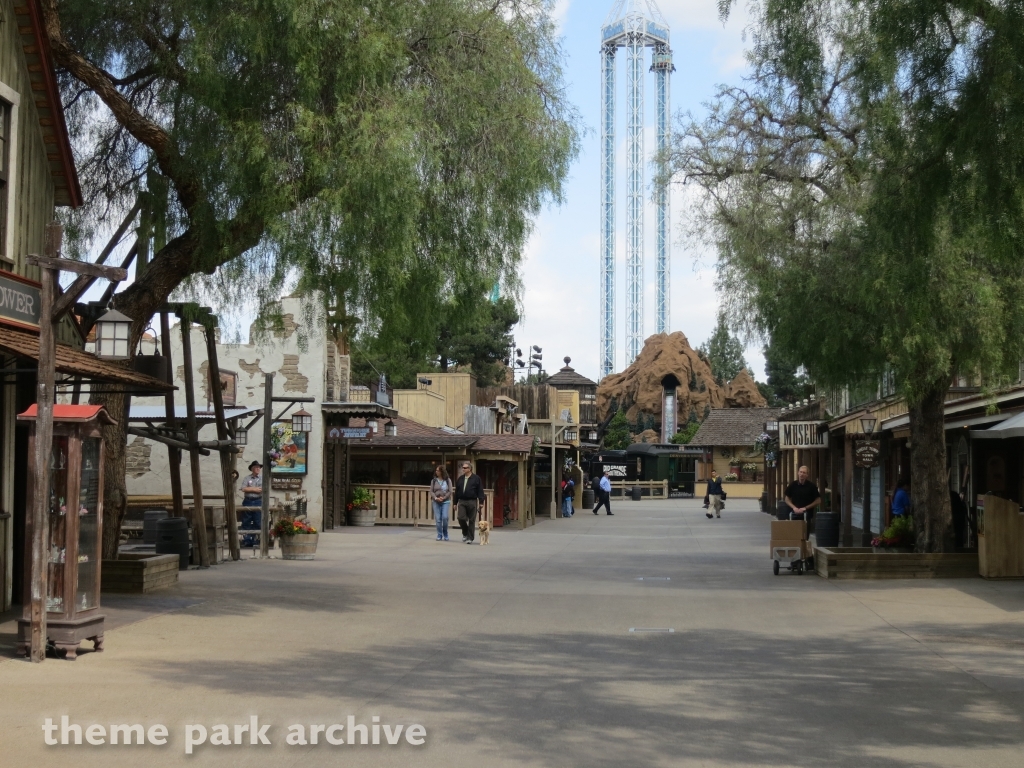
[361,485,494,526]
[608,480,670,499]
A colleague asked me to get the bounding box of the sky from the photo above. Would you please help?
[512,0,762,383]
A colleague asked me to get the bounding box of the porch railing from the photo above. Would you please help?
[360,484,494,526]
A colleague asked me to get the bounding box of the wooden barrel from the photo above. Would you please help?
[815,512,840,548]
[581,488,595,510]
[347,506,377,527]
[280,533,319,560]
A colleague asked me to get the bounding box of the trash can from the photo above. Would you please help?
[156,517,190,570]
[582,488,595,510]
[142,509,168,545]
[631,486,642,501]
[815,512,840,548]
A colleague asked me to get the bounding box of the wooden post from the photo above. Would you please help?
[160,312,184,519]
[550,428,557,519]
[204,325,240,561]
[179,320,210,567]
[830,431,839,514]
[28,223,61,662]
[843,433,854,547]
[261,373,274,558]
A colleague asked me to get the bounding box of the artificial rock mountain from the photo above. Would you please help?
[596,332,766,438]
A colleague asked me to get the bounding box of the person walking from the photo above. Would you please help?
[561,473,575,517]
[705,469,724,519]
[240,460,263,547]
[454,461,486,544]
[593,470,614,515]
[431,465,453,541]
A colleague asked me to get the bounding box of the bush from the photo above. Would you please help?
[871,515,915,549]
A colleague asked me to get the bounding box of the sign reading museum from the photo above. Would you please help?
[780,421,829,449]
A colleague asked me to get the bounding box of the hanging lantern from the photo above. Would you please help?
[233,426,248,446]
[291,408,313,434]
[367,419,378,433]
[384,419,397,437]
[94,308,132,360]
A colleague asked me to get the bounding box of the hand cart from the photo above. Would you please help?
[772,545,813,575]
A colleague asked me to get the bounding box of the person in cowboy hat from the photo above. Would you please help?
[240,460,263,548]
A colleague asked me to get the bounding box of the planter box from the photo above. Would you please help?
[280,533,318,560]
[814,547,978,580]
[101,554,180,593]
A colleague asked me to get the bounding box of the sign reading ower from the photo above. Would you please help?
[0,272,42,331]
[780,421,829,449]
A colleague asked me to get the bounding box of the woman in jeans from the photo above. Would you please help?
[431,465,452,541]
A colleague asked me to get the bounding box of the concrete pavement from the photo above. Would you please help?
[1,498,1023,767]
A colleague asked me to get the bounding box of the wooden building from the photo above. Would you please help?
[546,357,599,444]
[690,407,781,499]
[0,1,171,611]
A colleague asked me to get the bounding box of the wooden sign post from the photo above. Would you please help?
[25,223,127,662]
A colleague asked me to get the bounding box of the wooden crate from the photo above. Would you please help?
[814,547,979,580]
[101,554,180,593]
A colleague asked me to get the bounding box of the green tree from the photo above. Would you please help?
[603,410,631,450]
[437,295,519,387]
[699,312,748,384]
[45,0,578,556]
[670,421,700,445]
[672,0,1024,551]
[763,338,812,406]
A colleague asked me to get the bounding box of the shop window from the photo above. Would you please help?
[351,460,389,485]
[401,460,436,486]
[0,99,10,260]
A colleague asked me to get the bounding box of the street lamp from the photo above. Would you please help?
[291,408,313,434]
[860,416,877,436]
[94,308,133,360]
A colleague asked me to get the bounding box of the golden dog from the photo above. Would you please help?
[477,519,491,545]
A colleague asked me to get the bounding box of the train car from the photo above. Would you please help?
[625,443,700,496]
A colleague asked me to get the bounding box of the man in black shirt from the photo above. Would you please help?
[785,465,821,520]
[454,461,486,543]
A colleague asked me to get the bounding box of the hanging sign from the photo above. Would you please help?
[855,440,880,468]
[779,421,829,449]
[0,272,41,331]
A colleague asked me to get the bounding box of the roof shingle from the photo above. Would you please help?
[690,408,782,447]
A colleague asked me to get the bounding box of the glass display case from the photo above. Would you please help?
[17,406,113,659]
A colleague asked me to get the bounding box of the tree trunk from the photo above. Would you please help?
[908,382,954,553]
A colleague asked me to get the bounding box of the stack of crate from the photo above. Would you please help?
[770,518,811,559]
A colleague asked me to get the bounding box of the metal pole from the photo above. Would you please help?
[180,320,210,567]
[600,42,616,379]
[28,223,61,662]
[625,24,644,365]
[550,426,557,519]
[261,373,274,558]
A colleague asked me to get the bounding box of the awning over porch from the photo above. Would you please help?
[970,411,1024,439]
[0,325,171,391]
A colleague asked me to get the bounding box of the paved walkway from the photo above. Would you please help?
[2,499,1023,767]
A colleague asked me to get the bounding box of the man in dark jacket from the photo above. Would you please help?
[454,461,486,543]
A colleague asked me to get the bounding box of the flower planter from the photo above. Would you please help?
[280,533,319,560]
[347,504,377,527]
[872,546,914,554]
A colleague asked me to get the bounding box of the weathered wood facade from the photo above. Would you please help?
[0,0,83,611]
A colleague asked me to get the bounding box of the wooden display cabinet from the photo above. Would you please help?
[17,405,113,659]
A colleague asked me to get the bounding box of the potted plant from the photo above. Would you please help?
[346,486,377,527]
[742,462,759,482]
[723,472,739,482]
[871,516,915,553]
[273,517,319,560]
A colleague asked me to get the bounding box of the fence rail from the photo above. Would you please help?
[608,480,670,499]
[361,484,494,526]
